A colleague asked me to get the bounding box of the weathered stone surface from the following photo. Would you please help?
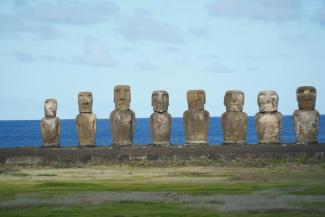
[114,85,131,110]
[2,145,325,166]
[152,90,169,113]
[294,111,319,144]
[78,91,93,113]
[183,90,210,146]
[297,86,317,110]
[294,86,319,144]
[110,110,135,147]
[76,92,96,147]
[110,85,135,147]
[256,91,282,144]
[222,90,247,144]
[258,90,279,113]
[150,91,172,146]
[256,112,282,144]
[224,90,245,112]
[41,99,60,148]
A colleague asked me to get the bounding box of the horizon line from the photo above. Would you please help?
[1,114,323,122]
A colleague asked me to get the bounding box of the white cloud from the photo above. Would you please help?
[314,3,325,26]
[17,1,119,25]
[41,55,66,63]
[187,28,208,38]
[115,13,184,43]
[160,46,182,53]
[13,51,36,62]
[282,34,307,43]
[243,53,293,60]
[134,61,158,71]
[247,66,259,71]
[0,1,119,39]
[72,37,117,67]
[0,14,62,39]
[199,54,218,60]
[206,62,234,74]
[206,0,303,22]
[13,37,117,67]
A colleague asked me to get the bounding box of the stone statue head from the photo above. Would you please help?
[152,90,169,112]
[224,90,244,112]
[258,90,279,113]
[297,86,316,110]
[114,85,131,110]
[187,90,205,111]
[44,98,57,117]
[78,92,93,113]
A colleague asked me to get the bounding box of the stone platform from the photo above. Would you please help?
[0,144,325,166]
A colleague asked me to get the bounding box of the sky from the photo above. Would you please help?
[1,0,325,120]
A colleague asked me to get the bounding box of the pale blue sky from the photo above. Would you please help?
[1,0,325,120]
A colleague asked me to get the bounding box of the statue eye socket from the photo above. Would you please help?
[259,95,265,101]
[272,95,277,101]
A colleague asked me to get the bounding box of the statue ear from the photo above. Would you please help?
[203,92,206,104]
[224,93,229,107]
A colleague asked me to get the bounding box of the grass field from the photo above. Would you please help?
[1,163,325,217]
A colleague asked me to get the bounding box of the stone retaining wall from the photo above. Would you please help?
[1,144,325,166]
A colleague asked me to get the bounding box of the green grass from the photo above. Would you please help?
[1,202,325,217]
[0,202,218,217]
[1,179,324,198]
[1,164,325,216]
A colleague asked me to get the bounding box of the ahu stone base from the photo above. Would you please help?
[0,144,325,166]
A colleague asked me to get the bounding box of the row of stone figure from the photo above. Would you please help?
[41,85,320,147]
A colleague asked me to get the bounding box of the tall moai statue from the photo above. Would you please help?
[255,91,282,144]
[41,99,61,147]
[293,86,320,144]
[110,85,135,147]
[76,92,96,147]
[183,90,210,146]
[221,91,247,145]
[150,90,172,146]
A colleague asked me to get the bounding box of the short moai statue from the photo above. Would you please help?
[41,99,61,147]
[221,91,247,145]
[293,86,320,144]
[183,90,210,146]
[76,92,96,147]
[150,90,172,146]
[110,85,135,147]
[255,91,282,144]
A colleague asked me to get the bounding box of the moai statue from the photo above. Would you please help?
[76,92,96,147]
[293,86,320,144]
[41,99,61,147]
[183,90,210,146]
[255,91,282,144]
[110,85,135,147]
[150,90,172,146]
[221,90,247,145]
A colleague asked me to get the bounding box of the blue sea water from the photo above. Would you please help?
[0,116,324,148]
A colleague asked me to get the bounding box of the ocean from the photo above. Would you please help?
[0,116,324,148]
